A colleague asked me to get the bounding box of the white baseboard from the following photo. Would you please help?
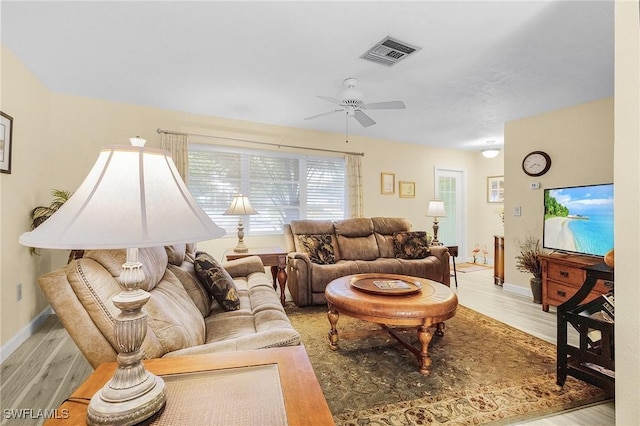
[0,306,53,364]
[503,282,532,298]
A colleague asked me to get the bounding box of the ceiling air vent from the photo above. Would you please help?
[360,36,421,67]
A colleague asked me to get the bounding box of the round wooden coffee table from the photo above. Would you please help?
[325,273,458,375]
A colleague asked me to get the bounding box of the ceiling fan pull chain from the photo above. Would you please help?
[345,111,349,143]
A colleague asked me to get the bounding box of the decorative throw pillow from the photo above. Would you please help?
[393,231,431,260]
[298,234,336,265]
[193,251,240,311]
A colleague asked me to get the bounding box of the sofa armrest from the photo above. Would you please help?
[39,267,118,369]
[222,256,266,277]
[286,252,313,307]
[428,245,451,286]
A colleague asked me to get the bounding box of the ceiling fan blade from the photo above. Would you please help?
[317,96,343,106]
[354,110,376,127]
[304,109,344,120]
[362,100,406,110]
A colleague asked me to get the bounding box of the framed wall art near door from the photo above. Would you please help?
[0,111,13,174]
[380,172,395,195]
[399,181,415,198]
[487,175,504,203]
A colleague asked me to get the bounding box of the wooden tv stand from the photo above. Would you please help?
[539,253,613,312]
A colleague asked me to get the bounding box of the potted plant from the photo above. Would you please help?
[29,189,83,261]
[514,235,545,304]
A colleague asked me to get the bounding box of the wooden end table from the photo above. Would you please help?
[45,346,334,425]
[225,247,287,305]
[325,273,458,375]
[446,245,459,287]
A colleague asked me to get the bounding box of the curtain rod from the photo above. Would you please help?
[156,128,364,157]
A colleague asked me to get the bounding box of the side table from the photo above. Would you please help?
[493,235,504,286]
[446,245,458,287]
[45,346,334,425]
[225,247,287,305]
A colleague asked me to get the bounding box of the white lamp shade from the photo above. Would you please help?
[224,194,257,216]
[19,145,225,249]
[426,200,446,217]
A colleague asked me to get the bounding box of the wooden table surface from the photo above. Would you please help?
[325,273,458,375]
[46,346,334,425]
[325,273,459,326]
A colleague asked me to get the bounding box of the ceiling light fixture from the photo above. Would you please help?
[481,141,501,158]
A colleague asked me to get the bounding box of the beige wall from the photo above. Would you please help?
[1,47,59,349]
[1,44,501,350]
[503,97,614,292]
[614,1,639,423]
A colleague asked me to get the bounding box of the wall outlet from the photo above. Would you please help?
[529,182,541,190]
[17,283,22,301]
[514,206,522,216]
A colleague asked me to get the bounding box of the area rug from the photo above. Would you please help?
[285,304,608,425]
[456,262,493,273]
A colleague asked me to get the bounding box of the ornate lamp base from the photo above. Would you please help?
[431,219,443,246]
[86,248,167,425]
[87,375,165,426]
[233,218,249,253]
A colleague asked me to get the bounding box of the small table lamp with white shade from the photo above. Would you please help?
[19,137,225,425]
[426,200,446,245]
[224,194,258,253]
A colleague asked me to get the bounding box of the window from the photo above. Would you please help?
[188,144,346,235]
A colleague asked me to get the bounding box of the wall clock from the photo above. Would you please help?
[522,151,551,176]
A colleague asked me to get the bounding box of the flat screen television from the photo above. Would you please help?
[543,183,614,257]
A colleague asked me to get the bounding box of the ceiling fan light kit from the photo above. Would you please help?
[304,78,406,130]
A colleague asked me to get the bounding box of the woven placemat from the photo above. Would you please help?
[148,364,287,425]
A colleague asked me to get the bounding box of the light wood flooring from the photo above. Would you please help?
[0,267,614,425]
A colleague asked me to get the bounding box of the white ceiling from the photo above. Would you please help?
[1,1,614,151]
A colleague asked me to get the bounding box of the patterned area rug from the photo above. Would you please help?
[285,304,608,425]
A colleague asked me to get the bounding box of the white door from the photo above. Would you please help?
[434,168,465,257]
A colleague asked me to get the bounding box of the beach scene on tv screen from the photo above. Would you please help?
[544,185,614,256]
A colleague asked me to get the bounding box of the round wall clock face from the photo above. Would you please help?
[522,151,551,176]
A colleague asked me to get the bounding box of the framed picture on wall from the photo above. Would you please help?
[487,175,504,203]
[0,111,13,174]
[381,172,395,195]
[399,181,416,198]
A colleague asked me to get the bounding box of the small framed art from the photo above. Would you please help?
[399,181,415,198]
[0,111,13,174]
[487,175,504,203]
[381,172,395,195]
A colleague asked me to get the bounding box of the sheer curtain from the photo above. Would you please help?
[161,132,189,182]
[346,155,363,218]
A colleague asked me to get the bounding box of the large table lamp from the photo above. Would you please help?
[426,200,446,245]
[224,194,257,253]
[19,138,225,425]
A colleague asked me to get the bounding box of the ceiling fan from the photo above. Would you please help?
[304,78,406,128]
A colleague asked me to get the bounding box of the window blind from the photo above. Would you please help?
[188,144,346,235]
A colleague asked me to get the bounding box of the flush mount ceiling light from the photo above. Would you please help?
[481,141,501,158]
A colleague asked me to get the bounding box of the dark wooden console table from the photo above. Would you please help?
[493,236,504,286]
[446,245,458,287]
[556,262,614,396]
